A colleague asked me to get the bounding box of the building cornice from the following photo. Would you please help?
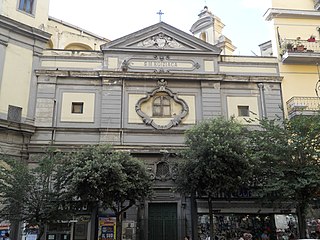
[0,15,51,44]
[35,70,282,83]
[27,142,186,154]
[265,8,320,21]
[48,16,110,42]
[0,119,36,134]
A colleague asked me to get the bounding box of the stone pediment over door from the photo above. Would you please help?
[100,22,221,55]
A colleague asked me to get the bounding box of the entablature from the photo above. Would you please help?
[35,70,282,83]
[265,8,320,21]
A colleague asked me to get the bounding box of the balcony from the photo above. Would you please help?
[315,0,320,10]
[287,96,320,118]
[281,38,320,64]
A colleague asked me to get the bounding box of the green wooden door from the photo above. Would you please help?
[148,203,177,240]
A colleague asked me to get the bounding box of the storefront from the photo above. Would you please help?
[0,224,9,240]
[196,197,300,240]
[198,213,275,240]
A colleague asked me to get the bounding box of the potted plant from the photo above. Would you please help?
[307,35,316,42]
[295,37,305,51]
[286,43,294,52]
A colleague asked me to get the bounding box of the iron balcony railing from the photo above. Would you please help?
[287,96,320,115]
[281,38,320,54]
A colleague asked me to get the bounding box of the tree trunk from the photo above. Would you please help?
[116,212,122,240]
[37,224,45,240]
[9,220,20,240]
[191,192,198,240]
[296,202,307,239]
[208,198,214,240]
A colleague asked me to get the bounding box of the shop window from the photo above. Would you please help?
[238,106,250,117]
[18,0,35,14]
[71,102,84,114]
[198,214,275,240]
[153,96,171,117]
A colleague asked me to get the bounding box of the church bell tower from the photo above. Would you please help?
[190,6,236,55]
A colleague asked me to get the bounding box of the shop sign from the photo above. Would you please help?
[98,217,116,240]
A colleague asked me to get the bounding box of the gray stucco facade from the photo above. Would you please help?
[26,22,284,240]
[1,20,285,240]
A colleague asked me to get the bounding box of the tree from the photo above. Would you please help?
[59,145,152,240]
[175,117,253,240]
[0,149,68,240]
[251,115,320,238]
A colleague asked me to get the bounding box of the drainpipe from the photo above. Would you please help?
[120,79,125,145]
[51,99,57,144]
[258,83,267,118]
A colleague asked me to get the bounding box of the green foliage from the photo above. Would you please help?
[250,115,320,238]
[0,149,68,239]
[251,115,320,202]
[176,117,252,198]
[0,157,32,222]
[59,145,152,213]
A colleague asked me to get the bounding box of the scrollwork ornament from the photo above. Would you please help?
[135,79,189,129]
[316,80,320,97]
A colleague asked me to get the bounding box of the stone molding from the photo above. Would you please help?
[135,79,189,130]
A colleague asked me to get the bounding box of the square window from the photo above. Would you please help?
[238,106,250,117]
[7,105,22,122]
[18,0,34,14]
[71,102,84,114]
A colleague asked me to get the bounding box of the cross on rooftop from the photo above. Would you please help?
[157,10,164,22]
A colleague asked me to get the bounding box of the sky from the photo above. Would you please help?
[49,0,271,56]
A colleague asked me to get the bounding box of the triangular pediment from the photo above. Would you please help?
[101,22,221,55]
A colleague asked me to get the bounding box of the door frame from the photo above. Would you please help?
[144,201,183,240]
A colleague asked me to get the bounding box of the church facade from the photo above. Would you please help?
[0,1,288,240]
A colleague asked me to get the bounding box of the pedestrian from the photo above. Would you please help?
[261,230,269,240]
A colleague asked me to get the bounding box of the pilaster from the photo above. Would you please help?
[0,38,8,92]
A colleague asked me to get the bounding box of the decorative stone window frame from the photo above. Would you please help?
[148,152,178,181]
[153,95,171,117]
[135,79,189,129]
[155,161,171,181]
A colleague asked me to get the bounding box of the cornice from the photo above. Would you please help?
[0,38,8,47]
[27,143,186,154]
[190,16,214,34]
[0,118,36,134]
[35,70,282,83]
[265,8,320,21]
[0,15,51,43]
[35,69,226,81]
[48,16,109,42]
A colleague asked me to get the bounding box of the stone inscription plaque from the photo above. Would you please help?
[126,58,200,72]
